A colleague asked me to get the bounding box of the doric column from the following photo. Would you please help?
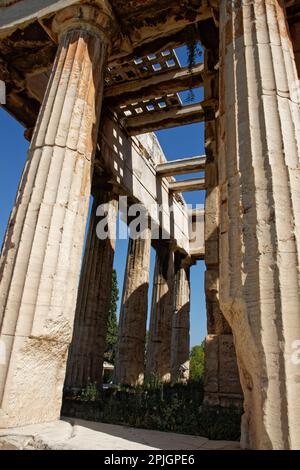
[64,188,118,391]
[203,47,242,407]
[113,232,151,386]
[145,242,174,383]
[204,49,231,337]
[0,2,116,427]
[171,253,191,384]
[219,1,300,449]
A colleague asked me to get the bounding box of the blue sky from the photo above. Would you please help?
[0,45,207,348]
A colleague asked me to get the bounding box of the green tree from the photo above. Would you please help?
[105,269,119,364]
[189,342,205,381]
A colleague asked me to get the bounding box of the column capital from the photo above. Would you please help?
[174,251,194,269]
[52,2,118,47]
[181,255,194,269]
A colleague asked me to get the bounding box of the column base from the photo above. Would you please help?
[0,337,68,429]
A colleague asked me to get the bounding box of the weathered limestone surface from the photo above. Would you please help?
[65,189,118,390]
[113,232,151,386]
[189,208,205,258]
[219,0,300,449]
[204,335,242,406]
[146,243,174,383]
[204,49,231,338]
[171,254,191,384]
[203,47,240,406]
[0,4,113,427]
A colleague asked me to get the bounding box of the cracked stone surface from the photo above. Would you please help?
[0,418,240,450]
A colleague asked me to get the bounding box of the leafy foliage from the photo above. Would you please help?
[189,343,205,381]
[185,26,202,102]
[105,269,119,364]
[79,382,100,402]
[63,380,242,441]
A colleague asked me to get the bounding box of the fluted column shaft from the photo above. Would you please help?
[113,233,151,386]
[65,189,118,390]
[219,0,300,449]
[0,4,114,427]
[146,243,174,383]
[203,48,241,407]
[204,49,231,337]
[171,254,191,384]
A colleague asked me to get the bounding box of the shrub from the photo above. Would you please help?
[62,379,242,441]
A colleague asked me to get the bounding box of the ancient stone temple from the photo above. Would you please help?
[0,0,300,450]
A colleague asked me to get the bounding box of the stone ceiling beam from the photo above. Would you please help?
[168,178,205,193]
[189,248,205,259]
[123,100,215,135]
[105,64,204,107]
[104,4,212,63]
[108,25,199,67]
[156,155,206,177]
